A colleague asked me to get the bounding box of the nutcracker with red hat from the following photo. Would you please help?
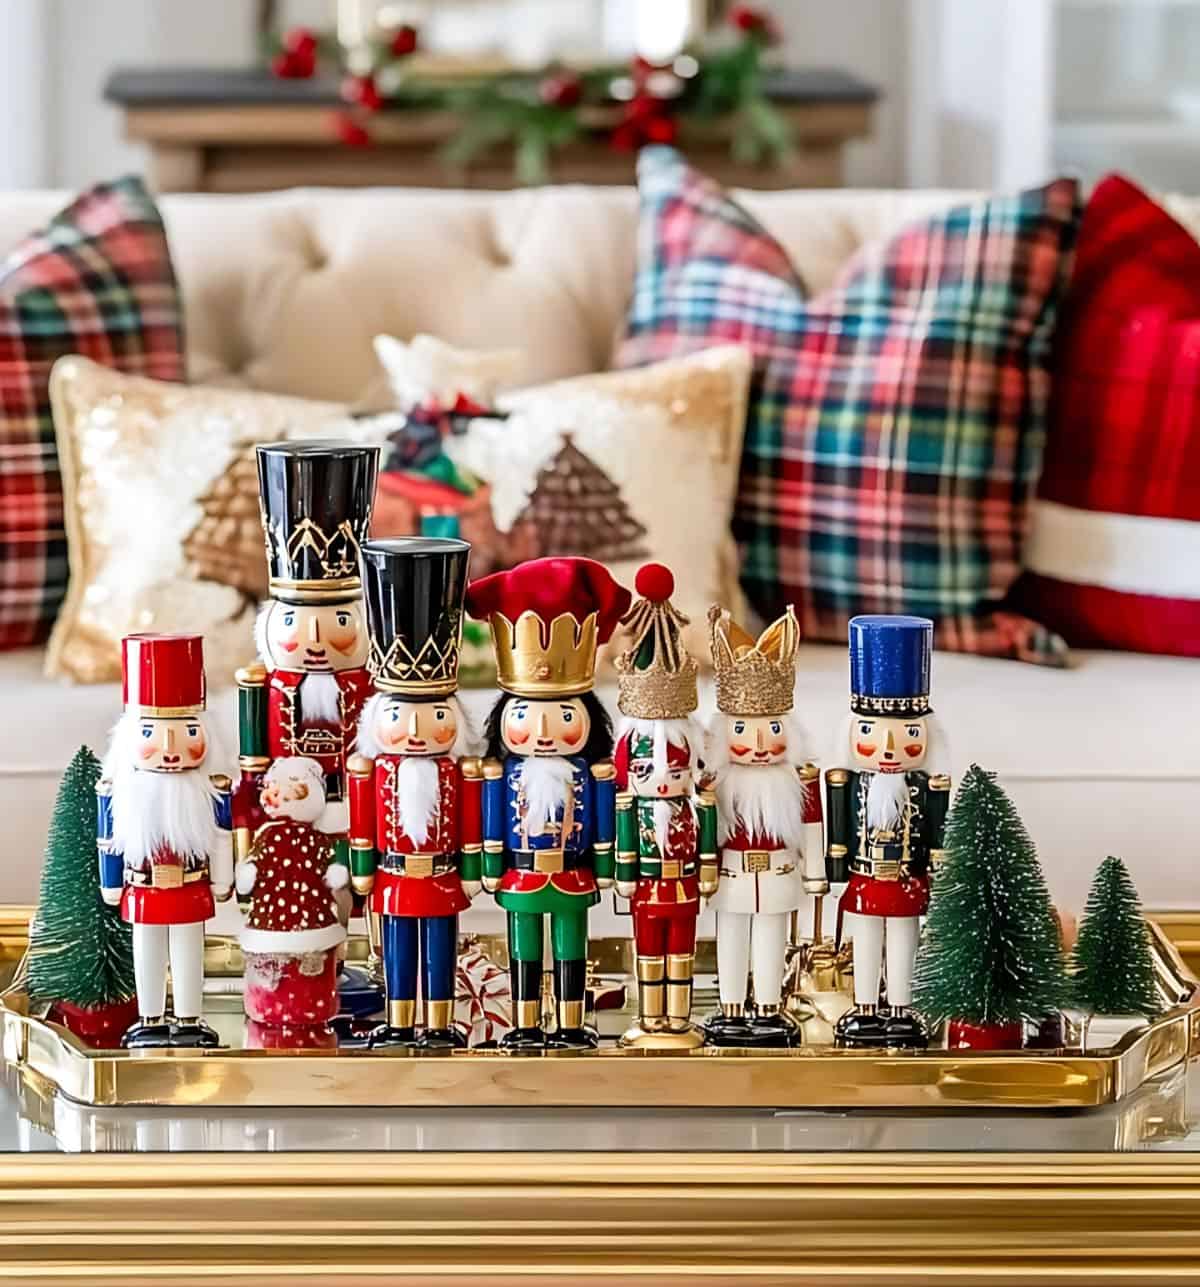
[96,634,233,1048]
[233,442,380,867]
[467,557,631,1051]
[706,605,825,1048]
[830,615,952,1049]
[347,537,482,1049]
[613,564,716,1049]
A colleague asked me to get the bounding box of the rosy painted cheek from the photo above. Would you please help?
[506,727,530,746]
[855,742,877,758]
[328,630,359,654]
[729,743,751,758]
[139,745,157,762]
[276,634,299,653]
[769,741,787,756]
[904,743,924,758]
[433,726,454,745]
[561,727,583,746]
[187,742,206,762]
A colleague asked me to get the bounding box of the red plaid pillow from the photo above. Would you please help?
[0,178,184,649]
[618,148,1080,664]
[1013,174,1200,655]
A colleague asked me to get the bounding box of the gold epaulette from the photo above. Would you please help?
[235,662,267,688]
[591,760,615,782]
[929,774,952,792]
[482,758,504,780]
[459,756,483,780]
[826,768,850,786]
[347,754,373,779]
[209,773,232,791]
[799,761,819,782]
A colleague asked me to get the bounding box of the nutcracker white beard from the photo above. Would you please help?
[653,798,692,855]
[866,772,911,832]
[716,764,809,849]
[518,756,575,834]
[105,714,219,868]
[395,756,440,847]
[297,672,342,724]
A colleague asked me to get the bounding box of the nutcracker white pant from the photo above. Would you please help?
[843,913,919,1008]
[715,911,789,1008]
[132,923,206,1020]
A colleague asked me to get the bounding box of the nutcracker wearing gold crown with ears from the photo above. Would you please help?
[829,615,952,1049]
[613,564,717,1049]
[467,557,631,1051]
[347,537,483,1049]
[233,442,380,869]
[706,604,825,1048]
[96,634,233,1048]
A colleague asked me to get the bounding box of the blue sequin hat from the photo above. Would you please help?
[848,615,934,717]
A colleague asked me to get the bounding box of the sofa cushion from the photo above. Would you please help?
[1016,173,1200,655]
[618,147,1081,665]
[0,178,184,650]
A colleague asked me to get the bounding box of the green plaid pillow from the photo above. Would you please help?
[618,148,1080,664]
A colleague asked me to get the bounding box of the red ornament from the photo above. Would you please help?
[539,72,583,110]
[644,115,678,144]
[283,26,317,56]
[390,24,419,57]
[332,111,373,148]
[271,49,316,80]
[946,1018,1025,1050]
[634,562,675,603]
[342,74,382,112]
[729,5,782,44]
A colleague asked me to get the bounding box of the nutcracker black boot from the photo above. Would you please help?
[546,959,597,1049]
[121,1016,172,1049]
[367,997,421,1048]
[499,960,547,1051]
[419,998,467,1051]
[834,1004,890,1048]
[882,1005,928,1049]
[747,1002,798,1048]
[705,1001,753,1045]
[168,1017,221,1048]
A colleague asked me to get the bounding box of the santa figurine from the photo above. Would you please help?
[96,634,233,1048]
[348,536,482,1049]
[613,564,716,1049]
[830,615,952,1049]
[236,756,349,1029]
[233,442,380,866]
[466,557,631,1051]
[705,605,825,1048]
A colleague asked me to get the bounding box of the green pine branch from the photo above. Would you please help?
[1070,856,1160,1018]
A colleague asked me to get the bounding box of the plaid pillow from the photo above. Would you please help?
[618,148,1080,664]
[0,177,184,649]
[1013,174,1200,656]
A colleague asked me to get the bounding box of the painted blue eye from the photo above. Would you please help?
[283,613,295,626]
[187,725,199,737]
[733,721,745,734]
[141,727,152,738]
[388,708,400,722]
[770,722,781,735]
[514,708,526,721]
[860,723,872,735]
[562,710,573,723]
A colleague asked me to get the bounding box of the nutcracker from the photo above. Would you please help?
[613,564,716,1049]
[348,537,481,1048]
[466,557,631,1050]
[233,441,380,866]
[829,614,952,1049]
[706,605,824,1048]
[96,634,233,1048]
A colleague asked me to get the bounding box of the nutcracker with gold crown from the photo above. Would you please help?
[613,564,716,1049]
[96,635,233,1048]
[830,615,952,1049]
[706,605,825,1048]
[466,558,631,1051]
[347,537,482,1049]
[233,442,380,867]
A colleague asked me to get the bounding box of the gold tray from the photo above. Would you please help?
[3,907,1198,1111]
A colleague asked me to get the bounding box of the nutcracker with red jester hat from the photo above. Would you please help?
[706,605,825,1048]
[613,564,717,1049]
[234,442,379,865]
[348,537,482,1049]
[829,615,952,1050]
[96,634,233,1048]
[467,558,631,1051]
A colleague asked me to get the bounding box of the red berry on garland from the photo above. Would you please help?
[390,24,419,57]
[729,5,781,44]
[539,72,582,110]
[272,49,315,80]
[644,116,678,144]
[634,563,675,603]
[332,111,372,148]
[343,74,382,112]
[284,26,317,56]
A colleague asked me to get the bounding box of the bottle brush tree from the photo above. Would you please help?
[27,746,135,1011]
[913,763,1067,1030]
[1070,855,1160,1018]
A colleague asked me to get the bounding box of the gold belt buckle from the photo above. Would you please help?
[871,855,901,881]
[744,850,770,875]
[405,855,434,879]
[151,864,183,890]
[534,850,564,874]
[660,859,681,880]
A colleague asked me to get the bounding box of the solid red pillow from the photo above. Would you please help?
[1014,174,1200,654]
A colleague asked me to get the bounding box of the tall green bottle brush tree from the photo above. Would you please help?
[1071,855,1160,1020]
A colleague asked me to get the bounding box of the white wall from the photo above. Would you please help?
[0,0,912,193]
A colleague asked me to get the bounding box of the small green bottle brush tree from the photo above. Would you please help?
[1070,855,1160,1021]
[913,764,1067,1050]
[26,746,136,1046]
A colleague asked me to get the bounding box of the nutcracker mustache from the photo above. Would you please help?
[518,756,576,830]
[395,756,440,847]
[653,797,692,855]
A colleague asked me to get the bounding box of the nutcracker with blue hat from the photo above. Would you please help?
[828,615,952,1049]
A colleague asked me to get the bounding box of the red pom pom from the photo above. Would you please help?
[635,563,674,602]
[390,24,419,56]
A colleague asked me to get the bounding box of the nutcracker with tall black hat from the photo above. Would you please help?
[829,615,952,1050]
[467,557,631,1051]
[613,564,717,1049]
[233,441,380,866]
[706,604,826,1048]
[96,634,233,1048]
[347,537,483,1049]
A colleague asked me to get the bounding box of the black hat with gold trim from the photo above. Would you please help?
[361,537,471,698]
[257,441,380,605]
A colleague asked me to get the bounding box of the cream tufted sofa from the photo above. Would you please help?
[0,185,1194,921]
